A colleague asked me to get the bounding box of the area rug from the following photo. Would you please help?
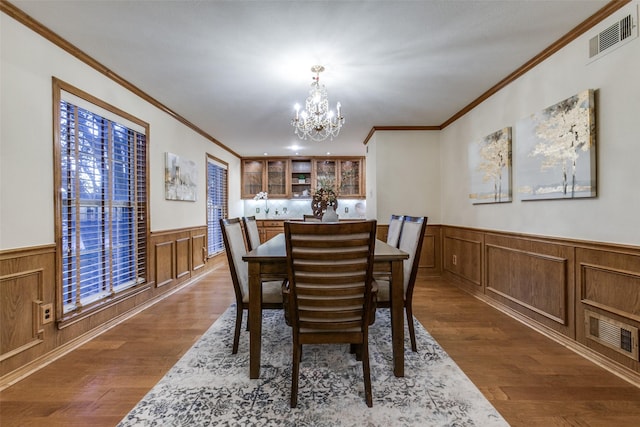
[118,307,508,426]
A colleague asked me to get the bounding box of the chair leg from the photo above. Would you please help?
[350,343,363,361]
[406,304,417,352]
[291,343,301,408]
[362,342,373,407]
[245,311,250,331]
[232,306,243,354]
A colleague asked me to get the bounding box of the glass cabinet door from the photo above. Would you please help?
[314,159,337,191]
[266,159,288,198]
[338,159,363,197]
[241,160,264,198]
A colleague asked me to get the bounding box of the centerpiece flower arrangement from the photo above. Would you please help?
[311,178,338,219]
[254,191,269,215]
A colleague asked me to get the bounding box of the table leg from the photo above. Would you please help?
[390,259,404,377]
[248,261,262,379]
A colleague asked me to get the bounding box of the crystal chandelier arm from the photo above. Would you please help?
[291,65,344,141]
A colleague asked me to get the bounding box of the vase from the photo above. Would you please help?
[322,205,339,222]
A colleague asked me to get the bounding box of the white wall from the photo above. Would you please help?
[366,3,639,246]
[0,14,241,250]
[438,2,640,246]
[366,130,441,224]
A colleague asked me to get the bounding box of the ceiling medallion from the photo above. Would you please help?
[291,65,344,142]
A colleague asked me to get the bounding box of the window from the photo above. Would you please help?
[207,155,228,256]
[55,80,148,316]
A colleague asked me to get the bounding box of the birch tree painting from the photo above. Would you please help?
[516,89,596,200]
[469,127,512,204]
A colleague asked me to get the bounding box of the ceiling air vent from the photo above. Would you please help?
[588,8,638,61]
[585,310,639,360]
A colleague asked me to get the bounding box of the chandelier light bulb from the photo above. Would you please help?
[290,65,345,142]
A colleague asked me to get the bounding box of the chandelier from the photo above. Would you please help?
[291,65,344,142]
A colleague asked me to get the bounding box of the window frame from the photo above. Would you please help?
[206,154,228,258]
[53,77,150,326]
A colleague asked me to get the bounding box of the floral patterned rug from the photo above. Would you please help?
[118,307,508,426]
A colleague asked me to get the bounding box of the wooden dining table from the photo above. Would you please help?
[242,232,409,379]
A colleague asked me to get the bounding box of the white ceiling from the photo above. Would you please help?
[10,0,611,157]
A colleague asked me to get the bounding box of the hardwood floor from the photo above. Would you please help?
[2,264,640,426]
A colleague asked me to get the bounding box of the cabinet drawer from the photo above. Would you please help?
[261,220,285,227]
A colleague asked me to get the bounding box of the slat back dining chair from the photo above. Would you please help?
[242,216,261,251]
[283,220,378,408]
[220,218,283,354]
[386,214,405,248]
[377,216,428,352]
[303,214,321,222]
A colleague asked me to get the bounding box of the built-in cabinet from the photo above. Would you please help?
[241,159,288,199]
[256,220,285,243]
[241,157,365,199]
[290,159,313,199]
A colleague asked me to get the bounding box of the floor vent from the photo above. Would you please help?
[588,7,638,62]
[585,310,639,360]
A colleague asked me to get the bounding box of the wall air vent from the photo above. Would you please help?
[585,310,639,360]
[588,7,638,62]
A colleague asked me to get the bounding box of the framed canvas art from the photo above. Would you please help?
[516,89,596,200]
[468,127,512,204]
[165,152,198,201]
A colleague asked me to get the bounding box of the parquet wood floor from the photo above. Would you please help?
[1,266,639,426]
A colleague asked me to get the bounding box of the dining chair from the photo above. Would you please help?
[220,218,283,354]
[303,214,321,222]
[386,214,405,248]
[282,220,378,408]
[242,216,261,251]
[376,215,428,352]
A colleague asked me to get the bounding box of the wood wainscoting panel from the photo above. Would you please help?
[576,246,640,371]
[484,233,574,337]
[0,270,44,359]
[486,244,568,324]
[443,228,483,288]
[175,237,191,279]
[377,223,441,278]
[580,264,640,321]
[154,241,175,287]
[1,226,217,387]
[0,246,56,379]
[191,232,207,271]
[419,225,441,277]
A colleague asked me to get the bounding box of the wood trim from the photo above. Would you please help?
[0,265,217,391]
[0,225,219,382]
[466,287,640,389]
[362,126,440,146]
[0,244,55,258]
[56,285,153,330]
[175,237,191,279]
[0,0,240,159]
[442,224,640,379]
[0,269,45,360]
[191,233,207,271]
[579,263,640,323]
[154,241,175,287]
[443,233,483,286]
[485,242,569,325]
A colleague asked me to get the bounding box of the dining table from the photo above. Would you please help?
[242,232,409,379]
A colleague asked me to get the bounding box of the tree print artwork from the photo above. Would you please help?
[516,89,596,200]
[469,127,512,204]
